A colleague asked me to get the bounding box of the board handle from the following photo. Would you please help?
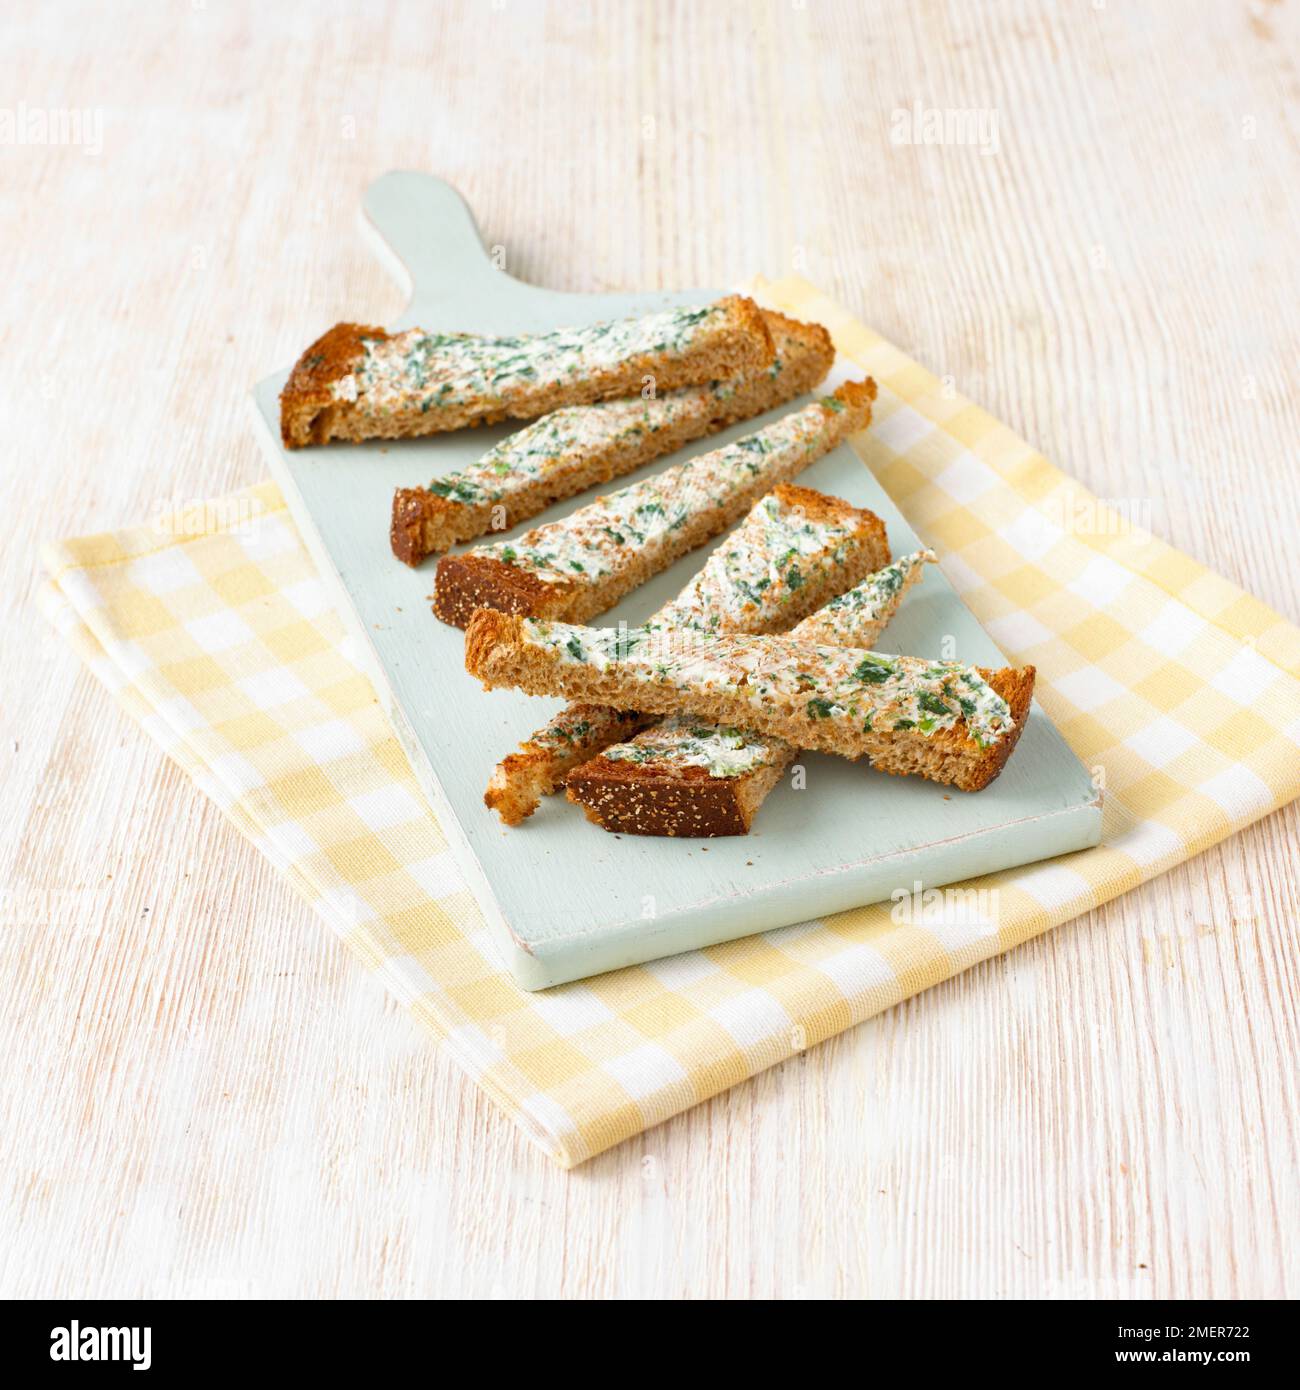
[361,171,503,317]
[359,169,709,333]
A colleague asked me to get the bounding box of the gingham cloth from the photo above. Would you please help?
[40,277,1300,1167]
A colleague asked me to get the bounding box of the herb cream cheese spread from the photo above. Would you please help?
[422,358,783,509]
[655,492,861,632]
[602,717,776,777]
[519,490,869,762]
[472,399,839,588]
[331,304,723,418]
[597,551,941,774]
[521,618,1014,751]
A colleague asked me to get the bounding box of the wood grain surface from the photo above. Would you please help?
[2,0,1297,1299]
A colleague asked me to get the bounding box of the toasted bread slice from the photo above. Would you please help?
[565,551,936,835]
[390,311,834,565]
[464,610,1034,794]
[564,723,793,836]
[434,379,877,627]
[484,703,657,827]
[280,295,773,448]
[482,486,891,824]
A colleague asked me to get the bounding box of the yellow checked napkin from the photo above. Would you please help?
[40,277,1300,1167]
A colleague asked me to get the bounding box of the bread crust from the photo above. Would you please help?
[726,295,772,361]
[464,609,1036,794]
[967,666,1035,790]
[830,377,877,414]
[279,323,387,448]
[391,484,457,567]
[389,310,836,566]
[565,754,788,836]
[432,553,575,627]
[768,482,886,544]
[765,309,832,363]
[280,295,775,449]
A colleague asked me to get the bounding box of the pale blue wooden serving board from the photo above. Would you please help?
[249,172,1102,990]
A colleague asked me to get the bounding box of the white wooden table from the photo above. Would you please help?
[2,0,1297,1299]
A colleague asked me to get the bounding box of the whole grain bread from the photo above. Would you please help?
[565,550,937,835]
[280,295,773,448]
[482,485,890,824]
[464,610,1035,794]
[390,311,835,565]
[566,738,791,837]
[433,378,877,627]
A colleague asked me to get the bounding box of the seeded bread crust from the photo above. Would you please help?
[567,755,790,837]
[464,609,1036,794]
[280,295,774,449]
[480,485,890,824]
[433,379,877,629]
[390,312,835,566]
[433,554,575,627]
